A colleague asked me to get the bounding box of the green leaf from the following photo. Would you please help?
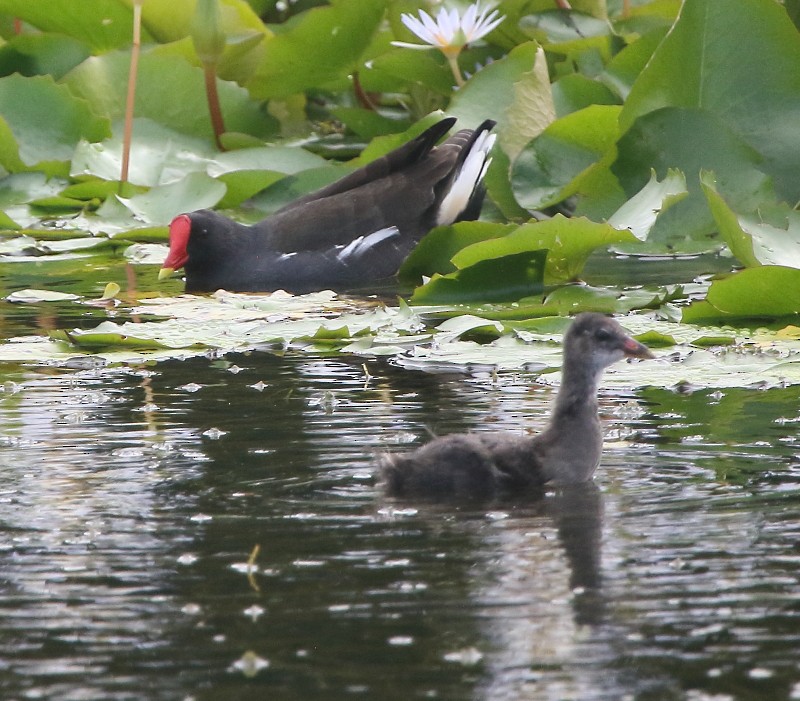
[71,119,215,187]
[600,27,668,100]
[520,9,614,59]
[701,172,800,269]
[399,221,516,284]
[367,49,454,95]
[620,0,800,203]
[216,171,285,209]
[499,46,556,161]
[353,112,446,165]
[0,74,110,174]
[331,107,411,139]
[0,33,91,80]
[0,210,19,230]
[247,165,352,216]
[247,0,386,99]
[61,179,146,201]
[0,0,152,52]
[451,215,638,285]
[63,50,277,142]
[449,42,550,160]
[607,169,688,241]
[117,173,227,225]
[543,284,626,314]
[511,104,621,211]
[410,250,548,304]
[613,107,774,247]
[683,266,800,321]
[206,145,329,176]
[552,73,620,117]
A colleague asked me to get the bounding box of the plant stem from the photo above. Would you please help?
[120,0,142,188]
[352,71,376,111]
[446,53,464,87]
[204,62,226,151]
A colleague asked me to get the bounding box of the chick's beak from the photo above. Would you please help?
[622,336,655,359]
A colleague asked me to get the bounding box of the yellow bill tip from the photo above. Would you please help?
[158,267,175,282]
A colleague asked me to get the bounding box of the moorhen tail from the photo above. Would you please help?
[159,118,496,293]
[381,313,654,501]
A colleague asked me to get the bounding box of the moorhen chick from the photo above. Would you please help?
[381,313,654,501]
[159,117,496,293]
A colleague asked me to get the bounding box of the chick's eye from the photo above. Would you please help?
[594,328,612,342]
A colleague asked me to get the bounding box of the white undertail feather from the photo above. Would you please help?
[436,131,497,226]
[336,226,400,261]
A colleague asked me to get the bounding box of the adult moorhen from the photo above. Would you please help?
[159,117,496,293]
[381,313,654,501]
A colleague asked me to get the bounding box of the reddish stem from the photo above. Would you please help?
[352,71,377,111]
[204,63,226,151]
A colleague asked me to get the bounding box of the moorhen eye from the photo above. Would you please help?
[158,118,496,294]
[381,313,655,502]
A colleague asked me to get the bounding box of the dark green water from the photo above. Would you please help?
[1,347,800,700]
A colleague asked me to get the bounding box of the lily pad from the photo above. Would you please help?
[450,215,639,285]
[701,173,800,269]
[0,73,110,175]
[511,104,621,211]
[410,250,548,304]
[63,50,276,141]
[0,0,151,52]
[683,267,800,322]
[117,172,227,226]
[607,169,688,241]
[620,0,800,203]
[6,288,80,303]
[246,0,386,99]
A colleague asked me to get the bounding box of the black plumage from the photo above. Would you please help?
[160,118,496,293]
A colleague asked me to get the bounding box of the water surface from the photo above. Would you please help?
[1,345,799,701]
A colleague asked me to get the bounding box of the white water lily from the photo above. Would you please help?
[392,3,504,85]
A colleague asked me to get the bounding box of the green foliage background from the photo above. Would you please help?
[0,0,800,366]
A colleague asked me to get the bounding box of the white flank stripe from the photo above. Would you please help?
[337,226,400,261]
[436,132,496,226]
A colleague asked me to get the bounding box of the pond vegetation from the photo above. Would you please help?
[1,0,800,698]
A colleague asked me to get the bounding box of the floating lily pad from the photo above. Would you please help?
[683,267,800,322]
[6,288,79,303]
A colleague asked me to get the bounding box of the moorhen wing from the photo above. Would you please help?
[159,118,496,293]
[381,313,654,501]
